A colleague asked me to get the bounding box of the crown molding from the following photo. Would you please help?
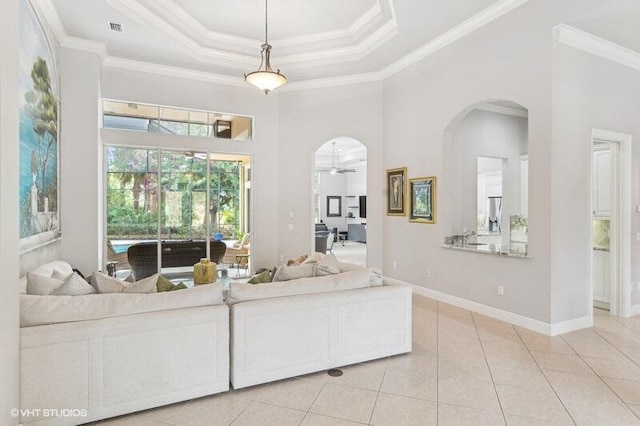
[102,57,251,88]
[475,103,528,118]
[280,72,383,92]
[555,24,640,73]
[381,0,530,78]
[33,0,107,58]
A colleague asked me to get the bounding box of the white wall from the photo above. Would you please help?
[347,164,367,197]
[60,48,102,275]
[448,109,528,242]
[98,67,280,272]
[0,0,21,422]
[381,0,559,322]
[278,83,383,268]
[551,42,640,321]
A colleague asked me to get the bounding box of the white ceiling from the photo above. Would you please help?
[38,0,640,87]
[46,0,505,82]
[569,0,640,54]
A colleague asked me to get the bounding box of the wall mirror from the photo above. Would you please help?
[477,156,504,239]
[443,100,528,253]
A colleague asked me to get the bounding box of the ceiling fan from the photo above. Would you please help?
[316,142,356,174]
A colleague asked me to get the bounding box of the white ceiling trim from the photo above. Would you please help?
[33,0,108,57]
[102,57,251,88]
[280,72,383,92]
[555,24,640,73]
[380,0,531,79]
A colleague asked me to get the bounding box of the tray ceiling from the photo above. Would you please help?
[39,0,639,86]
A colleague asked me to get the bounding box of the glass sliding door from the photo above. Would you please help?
[160,151,208,241]
[105,147,158,272]
[105,146,251,279]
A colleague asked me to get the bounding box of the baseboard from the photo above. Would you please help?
[548,315,593,336]
[385,278,592,336]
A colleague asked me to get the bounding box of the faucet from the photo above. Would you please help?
[462,230,476,245]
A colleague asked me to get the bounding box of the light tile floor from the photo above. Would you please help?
[90,297,640,426]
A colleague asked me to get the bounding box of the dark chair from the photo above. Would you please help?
[127,240,227,280]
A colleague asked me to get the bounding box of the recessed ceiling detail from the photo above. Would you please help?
[104,0,397,69]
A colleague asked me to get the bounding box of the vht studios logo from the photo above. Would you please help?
[10,408,88,418]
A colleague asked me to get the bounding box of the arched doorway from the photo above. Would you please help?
[313,138,367,266]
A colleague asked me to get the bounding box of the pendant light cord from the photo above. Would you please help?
[264,0,268,44]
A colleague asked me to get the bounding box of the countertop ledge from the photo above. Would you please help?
[440,244,530,259]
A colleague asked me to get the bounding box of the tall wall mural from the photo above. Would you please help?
[19,0,60,252]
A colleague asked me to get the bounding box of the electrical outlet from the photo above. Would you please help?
[497,285,504,296]
[636,232,640,242]
[288,224,294,230]
[289,211,294,218]
[636,205,640,213]
[392,262,397,271]
[426,270,432,279]
[279,255,284,262]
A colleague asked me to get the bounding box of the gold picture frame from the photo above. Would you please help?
[386,167,407,216]
[409,176,437,224]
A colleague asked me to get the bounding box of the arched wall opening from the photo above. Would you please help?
[442,99,529,253]
[313,137,367,266]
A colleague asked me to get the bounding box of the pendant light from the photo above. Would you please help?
[244,0,286,94]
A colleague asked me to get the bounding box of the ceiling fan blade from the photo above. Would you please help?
[337,168,357,173]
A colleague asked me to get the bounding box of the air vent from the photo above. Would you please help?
[109,22,123,32]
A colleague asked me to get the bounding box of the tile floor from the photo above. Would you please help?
[90,297,640,425]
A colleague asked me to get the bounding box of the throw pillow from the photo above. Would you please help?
[53,272,97,296]
[302,252,325,265]
[247,269,272,284]
[123,274,159,293]
[287,254,308,266]
[169,282,187,291]
[51,269,71,280]
[272,263,315,282]
[91,272,158,294]
[315,253,341,276]
[156,275,175,292]
[26,272,64,295]
[269,266,278,282]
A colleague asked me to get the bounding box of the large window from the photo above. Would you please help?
[105,146,250,275]
[103,100,253,141]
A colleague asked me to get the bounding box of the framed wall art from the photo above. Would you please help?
[326,195,342,217]
[409,176,436,224]
[386,167,407,216]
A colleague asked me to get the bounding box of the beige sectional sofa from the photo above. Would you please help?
[19,261,229,426]
[19,259,412,425]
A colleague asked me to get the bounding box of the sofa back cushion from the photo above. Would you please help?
[227,267,383,305]
[20,283,224,327]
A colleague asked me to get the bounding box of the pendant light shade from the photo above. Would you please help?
[245,0,286,94]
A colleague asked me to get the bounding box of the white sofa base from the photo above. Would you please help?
[230,285,412,389]
[20,305,229,425]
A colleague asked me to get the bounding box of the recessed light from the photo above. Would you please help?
[109,22,123,33]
